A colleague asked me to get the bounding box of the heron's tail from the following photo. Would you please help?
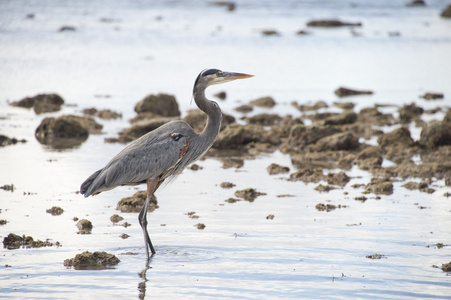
[80,169,102,197]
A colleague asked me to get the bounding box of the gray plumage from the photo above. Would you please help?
[80,68,253,260]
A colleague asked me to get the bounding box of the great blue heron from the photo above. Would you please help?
[80,68,253,259]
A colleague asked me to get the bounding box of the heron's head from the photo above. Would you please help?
[193,68,253,94]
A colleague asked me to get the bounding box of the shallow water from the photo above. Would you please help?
[1,0,451,299]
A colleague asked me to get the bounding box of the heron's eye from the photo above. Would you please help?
[216,72,222,77]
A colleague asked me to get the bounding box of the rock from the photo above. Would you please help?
[261,30,280,36]
[134,93,180,117]
[245,113,282,126]
[296,30,311,35]
[399,103,423,123]
[307,132,360,152]
[355,146,383,170]
[59,26,76,32]
[10,93,64,114]
[76,219,93,234]
[440,5,451,18]
[322,110,357,126]
[315,203,337,211]
[234,104,253,113]
[220,157,244,169]
[64,251,120,270]
[333,102,355,110]
[314,184,335,192]
[406,0,426,7]
[366,254,386,259]
[307,20,362,27]
[444,110,451,123]
[334,87,373,97]
[420,121,451,148]
[376,161,451,181]
[189,164,202,171]
[442,261,451,272]
[46,206,64,216]
[116,191,158,213]
[195,223,206,230]
[35,115,91,148]
[183,110,235,133]
[213,91,226,100]
[83,108,122,120]
[220,182,236,189]
[234,188,266,202]
[288,168,324,184]
[106,117,177,144]
[267,163,290,175]
[0,135,26,147]
[213,123,280,149]
[291,151,352,170]
[358,107,396,127]
[325,171,350,186]
[291,100,328,112]
[420,92,444,100]
[0,184,14,191]
[365,178,393,195]
[250,96,276,108]
[377,127,415,148]
[285,125,342,152]
[402,181,433,193]
[3,233,56,249]
[110,214,124,223]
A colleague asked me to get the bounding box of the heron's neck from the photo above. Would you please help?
[194,89,222,142]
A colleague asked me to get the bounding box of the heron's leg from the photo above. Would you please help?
[138,178,160,259]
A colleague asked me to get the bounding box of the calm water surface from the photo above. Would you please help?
[1,0,451,299]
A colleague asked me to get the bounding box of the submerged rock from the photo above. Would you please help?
[420,92,444,100]
[10,93,64,114]
[0,135,26,147]
[334,87,373,97]
[234,188,266,202]
[220,182,236,189]
[64,251,120,270]
[307,19,362,27]
[406,0,426,7]
[134,93,180,117]
[3,233,57,249]
[117,191,158,213]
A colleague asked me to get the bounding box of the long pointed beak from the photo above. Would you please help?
[222,72,254,80]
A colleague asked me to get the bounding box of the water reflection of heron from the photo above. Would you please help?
[80,69,253,260]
